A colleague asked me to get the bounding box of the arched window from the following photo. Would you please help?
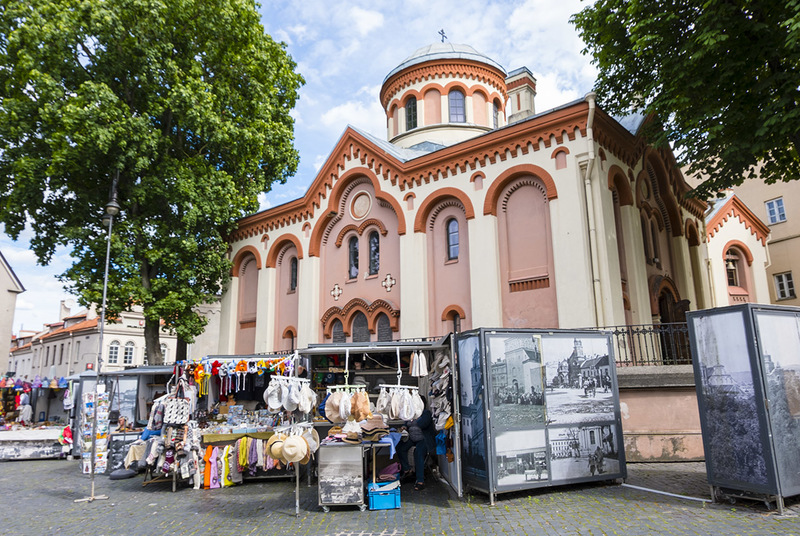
[368,231,380,275]
[108,341,120,364]
[650,220,661,267]
[124,342,135,365]
[348,236,359,279]
[289,257,298,291]
[449,89,465,123]
[493,101,500,128]
[352,312,370,343]
[376,313,392,342]
[446,218,459,260]
[405,96,417,130]
[726,249,742,287]
[453,312,461,334]
[640,215,651,264]
[331,320,346,344]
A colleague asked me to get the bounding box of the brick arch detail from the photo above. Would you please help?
[483,164,558,216]
[441,304,467,321]
[321,298,400,338]
[648,274,681,314]
[282,326,297,339]
[414,187,476,233]
[266,234,304,268]
[723,239,754,266]
[232,245,262,276]
[685,219,701,247]
[608,164,634,206]
[550,147,570,159]
[309,167,406,257]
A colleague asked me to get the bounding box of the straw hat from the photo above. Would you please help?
[301,427,320,454]
[267,433,287,461]
[282,434,308,463]
[351,391,371,422]
[325,391,345,424]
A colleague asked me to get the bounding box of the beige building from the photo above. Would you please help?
[0,250,24,353]
[731,180,799,306]
[8,304,178,380]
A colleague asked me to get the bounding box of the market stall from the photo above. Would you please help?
[687,303,800,514]
[455,328,627,504]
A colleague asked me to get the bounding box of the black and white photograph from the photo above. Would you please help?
[457,334,488,483]
[541,335,615,425]
[547,424,621,481]
[494,429,548,488]
[317,446,363,505]
[754,310,800,492]
[487,334,546,429]
[691,311,769,486]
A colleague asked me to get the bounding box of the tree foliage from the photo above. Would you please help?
[571,0,800,197]
[0,0,303,363]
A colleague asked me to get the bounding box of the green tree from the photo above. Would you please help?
[571,0,800,197]
[0,0,303,364]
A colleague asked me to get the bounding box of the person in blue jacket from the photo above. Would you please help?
[396,396,436,490]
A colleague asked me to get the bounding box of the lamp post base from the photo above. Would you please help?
[74,494,109,503]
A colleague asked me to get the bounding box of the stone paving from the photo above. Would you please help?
[2,459,800,536]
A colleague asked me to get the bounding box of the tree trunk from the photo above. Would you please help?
[176,336,187,362]
[144,318,163,365]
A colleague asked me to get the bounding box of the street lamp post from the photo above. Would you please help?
[76,173,120,504]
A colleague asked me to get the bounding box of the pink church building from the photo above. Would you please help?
[214,43,768,461]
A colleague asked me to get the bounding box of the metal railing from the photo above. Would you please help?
[602,323,692,367]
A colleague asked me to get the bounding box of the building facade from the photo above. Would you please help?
[217,43,711,355]
[8,304,178,380]
[0,250,24,353]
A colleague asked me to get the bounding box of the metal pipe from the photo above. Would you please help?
[583,92,604,326]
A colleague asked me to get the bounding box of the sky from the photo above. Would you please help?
[1,0,597,336]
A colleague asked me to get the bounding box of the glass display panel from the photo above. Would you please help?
[457,333,488,487]
[486,333,545,430]
[494,429,548,487]
[547,424,621,482]
[690,310,770,489]
[754,310,800,496]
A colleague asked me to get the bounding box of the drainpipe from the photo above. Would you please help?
[583,92,604,327]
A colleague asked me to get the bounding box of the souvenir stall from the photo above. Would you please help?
[687,304,800,514]
[125,353,320,515]
[455,328,627,504]
[0,376,73,460]
[299,336,460,510]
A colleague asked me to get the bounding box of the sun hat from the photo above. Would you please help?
[318,392,331,422]
[375,388,390,415]
[343,431,361,444]
[338,392,352,421]
[325,391,344,424]
[283,382,299,412]
[282,434,308,463]
[266,382,283,413]
[411,390,424,419]
[342,418,362,435]
[398,390,414,421]
[301,427,320,453]
[351,391,371,421]
[267,433,287,462]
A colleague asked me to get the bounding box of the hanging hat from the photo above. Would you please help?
[325,391,344,424]
[398,390,414,421]
[339,392,352,421]
[58,377,68,389]
[282,434,308,463]
[267,433,287,462]
[389,390,403,420]
[299,439,312,465]
[351,391,371,422]
[22,382,32,394]
[375,388,390,415]
[301,427,320,454]
[282,382,299,412]
[210,360,221,376]
[266,382,283,413]
[31,375,42,389]
[247,360,258,374]
[411,390,424,420]
[318,392,331,422]
[298,384,317,415]
[14,378,24,391]
[234,360,247,373]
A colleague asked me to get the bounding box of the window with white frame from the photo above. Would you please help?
[160,343,168,362]
[108,341,120,364]
[765,197,786,224]
[124,342,135,365]
[775,272,796,300]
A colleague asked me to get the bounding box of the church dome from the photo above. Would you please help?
[380,43,509,149]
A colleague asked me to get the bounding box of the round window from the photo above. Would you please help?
[351,192,372,220]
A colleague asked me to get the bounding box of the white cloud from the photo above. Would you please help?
[313,154,327,172]
[320,98,385,138]
[349,7,384,36]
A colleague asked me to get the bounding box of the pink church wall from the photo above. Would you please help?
[497,178,558,328]
[426,203,472,336]
[472,91,487,126]
[235,255,258,354]
[424,89,441,126]
[320,178,401,341]
[275,244,299,351]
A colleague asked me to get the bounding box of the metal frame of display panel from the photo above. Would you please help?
[687,305,781,501]
[456,328,627,501]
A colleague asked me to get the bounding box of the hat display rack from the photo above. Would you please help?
[324,348,378,394]
[377,347,418,391]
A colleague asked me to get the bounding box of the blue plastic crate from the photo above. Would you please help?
[367,482,401,510]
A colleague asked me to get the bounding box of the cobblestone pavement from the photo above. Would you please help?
[2,459,800,536]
